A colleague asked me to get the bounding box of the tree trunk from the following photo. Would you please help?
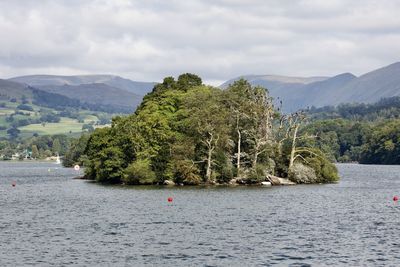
[236,128,241,177]
[289,125,299,171]
[277,141,283,157]
[205,133,214,182]
[206,147,212,182]
[252,153,258,168]
[252,144,258,168]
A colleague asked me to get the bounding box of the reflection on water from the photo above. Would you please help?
[0,162,400,266]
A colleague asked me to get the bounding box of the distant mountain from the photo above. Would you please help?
[221,62,400,112]
[221,74,327,89]
[0,79,33,100]
[8,74,157,113]
[37,83,142,112]
[330,62,400,105]
[0,79,142,113]
[284,73,357,110]
[9,74,156,96]
[0,79,102,111]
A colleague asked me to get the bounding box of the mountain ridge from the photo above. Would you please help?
[6,74,158,113]
[4,61,400,114]
[221,62,400,112]
[9,74,156,96]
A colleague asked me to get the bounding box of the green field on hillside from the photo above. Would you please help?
[0,99,116,139]
[18,117,101,138]
[0,108,15,116]
[19,118,83,137]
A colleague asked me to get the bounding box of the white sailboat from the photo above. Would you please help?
[55,154,61,164]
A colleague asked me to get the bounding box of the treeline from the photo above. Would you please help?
[0,134,71,160]
[65,74,338,185]
[305,98,400,164]
[309,97,400,121]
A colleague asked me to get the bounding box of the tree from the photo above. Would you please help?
[177,73,202,91]
[82,124,95,132]
[360,120,400,164]
[92,146,126,183]
[52,138,61,154]
[288,112,306,171]
[31,145,39,159]
[246,85,275,168]
[7,127,20,139]
[184,87,229,183]
[224,79,253,177]
[63,134,90,167]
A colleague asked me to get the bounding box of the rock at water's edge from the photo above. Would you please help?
[163,180,175,186]
[267,175,296,185]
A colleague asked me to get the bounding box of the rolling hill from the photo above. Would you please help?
[8,74,157,113]
[34,83,143,113]
[0,79,34,100]
[9,74,156,96]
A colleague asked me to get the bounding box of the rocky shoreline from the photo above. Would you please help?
[74,174,296,186]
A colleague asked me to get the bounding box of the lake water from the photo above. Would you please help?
[0,162,400,266]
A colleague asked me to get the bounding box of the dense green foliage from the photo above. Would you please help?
[0,134,71,160]
[305,98,400,164]
[359,120,400,164]
[62,133,90,166]
[309,97,400,121]
[123,159,157,185]
[76,74,338,185]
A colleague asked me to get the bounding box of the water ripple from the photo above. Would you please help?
[1,162,400,266]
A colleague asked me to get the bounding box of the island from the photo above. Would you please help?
[64,73,339,185]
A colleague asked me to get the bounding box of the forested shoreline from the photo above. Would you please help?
[304,98,400,164]
[64,74,339,185]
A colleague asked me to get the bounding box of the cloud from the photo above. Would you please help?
[0,0,400,84]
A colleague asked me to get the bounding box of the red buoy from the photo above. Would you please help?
[11,181,16,187]
[394,196,399,202]
[167,197,173,203]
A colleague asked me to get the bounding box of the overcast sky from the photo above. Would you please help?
[1,0,400,85]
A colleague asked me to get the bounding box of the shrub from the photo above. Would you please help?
[264,158,276,175]
[40,113,61,123]
[123,159,157,185]
[215,163,234,184]
[172,159,202,185]
[84,160,97,180]
[306,156,339,183]
[288,163,318,184]
[17,104,34,111]
[214,151,234,183]
[246,164,268,184]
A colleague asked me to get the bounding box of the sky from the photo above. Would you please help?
[1,0,400,85]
